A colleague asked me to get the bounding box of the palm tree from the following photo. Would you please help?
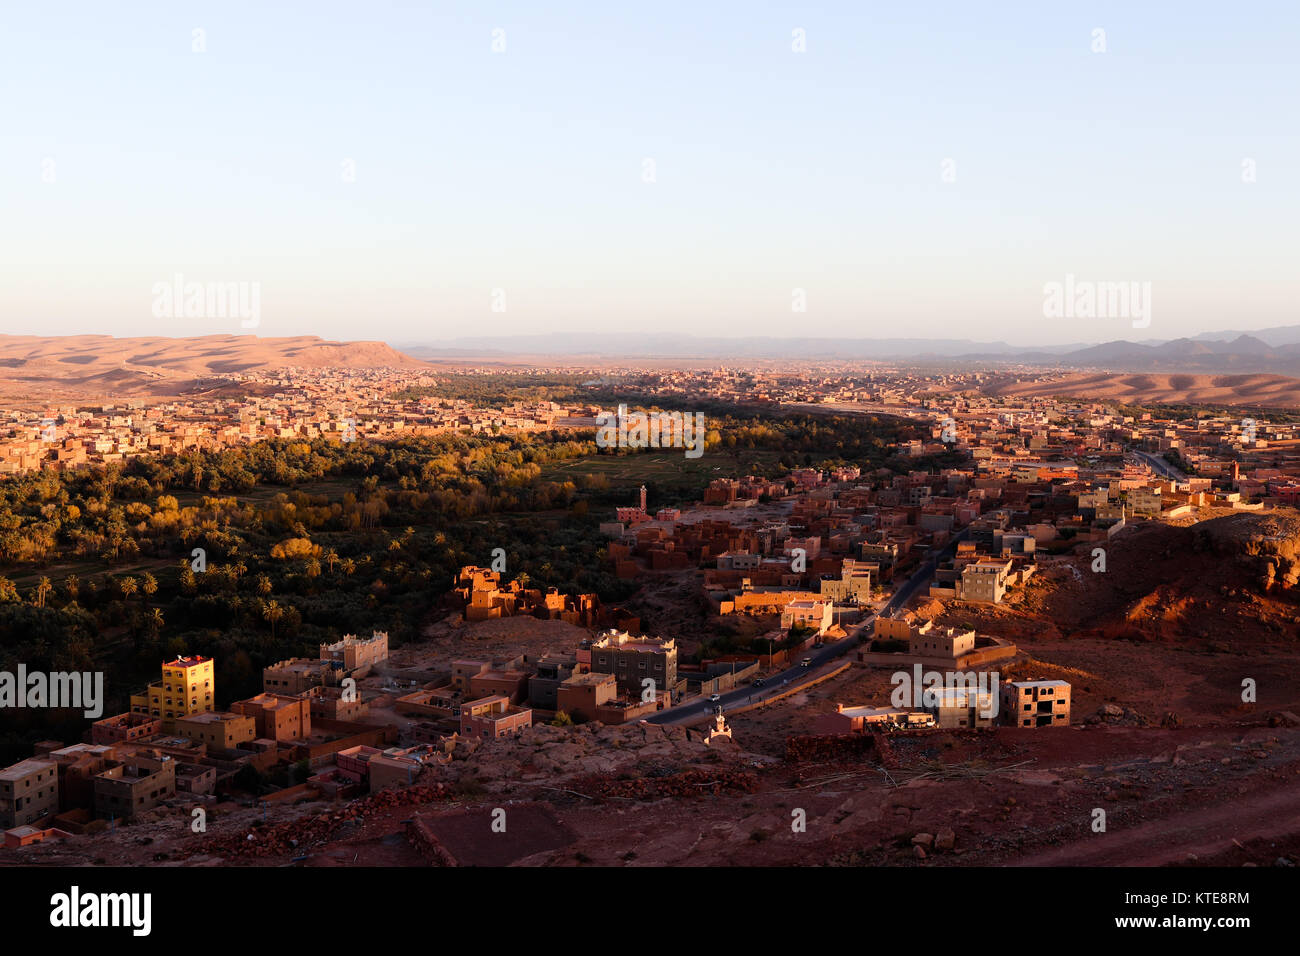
[140,572,158,600]
[117,576,138,601]
[63,574,80,602]
[262,600,284,639]
[34,577,52,608]
[147,607,165,636]
[325,549,339,574]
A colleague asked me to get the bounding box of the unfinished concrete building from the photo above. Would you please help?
[1001,679,1071,727]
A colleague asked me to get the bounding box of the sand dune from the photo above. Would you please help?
[0,334,428,402]
[987,371,1300,409]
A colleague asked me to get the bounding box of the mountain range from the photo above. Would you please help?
[402,325,1300,372]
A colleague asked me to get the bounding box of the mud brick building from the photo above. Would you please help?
[0,758,59,829]
[176,711,258,751]
[460,695,533,739]
[231,693,312,742]
[93,752,176,822]
[320,631,389,676]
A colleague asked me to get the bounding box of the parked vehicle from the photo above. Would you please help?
[709,694,721,703]
[800,657,812,667]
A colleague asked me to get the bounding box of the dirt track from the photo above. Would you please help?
[1012,773,1300,867]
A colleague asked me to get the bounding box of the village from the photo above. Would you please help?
[5,377,1297,854]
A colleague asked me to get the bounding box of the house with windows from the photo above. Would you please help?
[1001,679,1071,727]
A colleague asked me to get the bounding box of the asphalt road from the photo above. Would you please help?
[1133,449,1186,482]
[645,528,971,726]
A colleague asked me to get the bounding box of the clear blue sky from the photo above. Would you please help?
[1,1,1296,346]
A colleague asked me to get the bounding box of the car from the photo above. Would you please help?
[709,694,722,703]
[753,678,765,687]
[800,657,812,667]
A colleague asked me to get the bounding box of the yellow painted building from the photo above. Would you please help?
[130,656,215,730]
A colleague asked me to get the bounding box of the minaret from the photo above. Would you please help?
[639,484,647,513]
[704,706,733,746]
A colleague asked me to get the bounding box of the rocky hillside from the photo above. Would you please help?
[1193,511,1300,591]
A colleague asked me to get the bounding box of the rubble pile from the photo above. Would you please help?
[181,784,453,860]
[1087,703,1151,727]
[568,767,759,801]
[784,733,880,763]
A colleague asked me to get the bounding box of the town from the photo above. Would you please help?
[2,364,1296,865]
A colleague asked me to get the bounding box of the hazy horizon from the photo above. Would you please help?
[3,1,1297,346]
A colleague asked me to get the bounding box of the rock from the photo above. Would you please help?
[1098,703,1123,718]
[934,828,955,851]
[913,845,927,860]
[911,832,934,849]
[1275,857,1295,868]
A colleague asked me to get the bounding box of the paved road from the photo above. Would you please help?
[1133,449,1186,482]
[645,528,971,726]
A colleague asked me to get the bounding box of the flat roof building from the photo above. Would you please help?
[460,695,532,740]
[0,758,59,829]
[585,629,677,696]
[93,752,176,822]
[320,631,388,674]
[230,693,312,742]
[129,655,215,730]
[176,711,258,751]
[1001,679,1071,728]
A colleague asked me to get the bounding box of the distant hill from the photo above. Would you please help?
[411,327,1300,371]
[1190,325,1300,348]
[0,334,428,401]
[985,372,1300,409]
[401,334,1081,361]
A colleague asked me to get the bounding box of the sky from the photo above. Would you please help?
[1,1,1297,348]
